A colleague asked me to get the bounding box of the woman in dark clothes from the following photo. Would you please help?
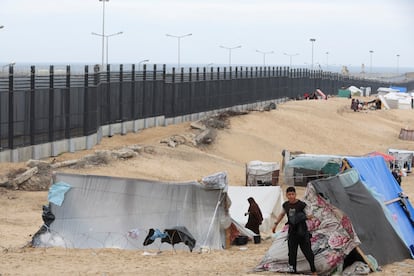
[245,197,263,235]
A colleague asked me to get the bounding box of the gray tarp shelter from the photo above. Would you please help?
[312,168,412,265]
[32,172,232,251]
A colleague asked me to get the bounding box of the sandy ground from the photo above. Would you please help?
[1,97,414,275]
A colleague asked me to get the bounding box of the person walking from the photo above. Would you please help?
[245,197,263,235]
[272,186,317,275]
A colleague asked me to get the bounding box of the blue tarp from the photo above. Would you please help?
[390,86,407,92]
[347,156,414,257]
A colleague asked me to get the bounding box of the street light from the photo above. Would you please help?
[396,54,400,74]
[219,45,242,67]
[325,52,329,71]
[369,50,374,74]
[92,31,123,67]
[138,59,149,71]
[309,38,316,70]
[283,52,299,68]
[98,0,109,70]
[166,33,192,69]
[256,50,274,66]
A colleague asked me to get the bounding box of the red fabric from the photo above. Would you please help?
[367,151,395,162]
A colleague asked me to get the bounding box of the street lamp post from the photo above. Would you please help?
[283,52,299,68]
[256,50,274,66]
[99,0,109,70]
[92,31,123,67]
[219,45,242,67]
[166,33,192,69]
[369,50,374,74]
[309,38,316,70]
[396,54,400,74]
[138,59,149,71]
[325,51,329,71]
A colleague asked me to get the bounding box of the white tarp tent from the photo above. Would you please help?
[246,160,280,186]
[228,186,283,233]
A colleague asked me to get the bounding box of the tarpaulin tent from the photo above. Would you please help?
[32,172,233,251]
[255,167,413,275]
[347,156,414,258]
[283,154,342,186]
[245,160,280,186]
[255,170,362,274]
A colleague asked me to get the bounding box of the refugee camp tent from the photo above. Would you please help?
[347,85,363,96]
[399,128,414,141]
[387,148,414,172]
[255,167,413,275]
[390,86,408,92]
[283,154,342,186]
[346,156,414,258]
[32,172,233,251]
[227,186,283,233]
[245,160,280,186]
[309,89,327,100]
[255,170,361,274]
[338,88,351,98]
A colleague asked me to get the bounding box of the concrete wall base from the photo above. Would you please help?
[0,98,286,162]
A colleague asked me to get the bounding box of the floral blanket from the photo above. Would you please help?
[255,184,360,275]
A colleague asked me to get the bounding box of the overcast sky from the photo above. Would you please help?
[1,0,413,71]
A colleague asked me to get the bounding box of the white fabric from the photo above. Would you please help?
[227,186,283,233]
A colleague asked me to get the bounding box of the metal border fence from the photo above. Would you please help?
[0,63,410,152]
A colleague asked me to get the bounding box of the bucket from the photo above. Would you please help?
[233,235,248,245]
[253,235,261,244]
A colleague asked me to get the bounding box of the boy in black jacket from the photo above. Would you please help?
[272,186,317,275]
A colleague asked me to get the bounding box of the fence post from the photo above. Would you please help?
[172,67,176,117]
[131,64,136,120]
[83,65,89,136]
[196,67,199,81]
[8,65,14,150]
[119,64,124,126]
[180,67,184,82]
[48,65,55,143]
[65,65,71,139]
[30,66,35,146]
[189,67,192,82]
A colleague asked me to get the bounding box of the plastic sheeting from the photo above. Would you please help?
[255,176,361,275]
[312,168,412,265]
[347,156,414,258]
[32,172,230,251]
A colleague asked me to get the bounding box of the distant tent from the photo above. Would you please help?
[390,86,407,93]
[309,89,327,100]
[32,172,234,251]
[245,160,280,186]
[338,88,351,98]
[399,128,414,141]
[283,154,342,186]
[387,148,413,171]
